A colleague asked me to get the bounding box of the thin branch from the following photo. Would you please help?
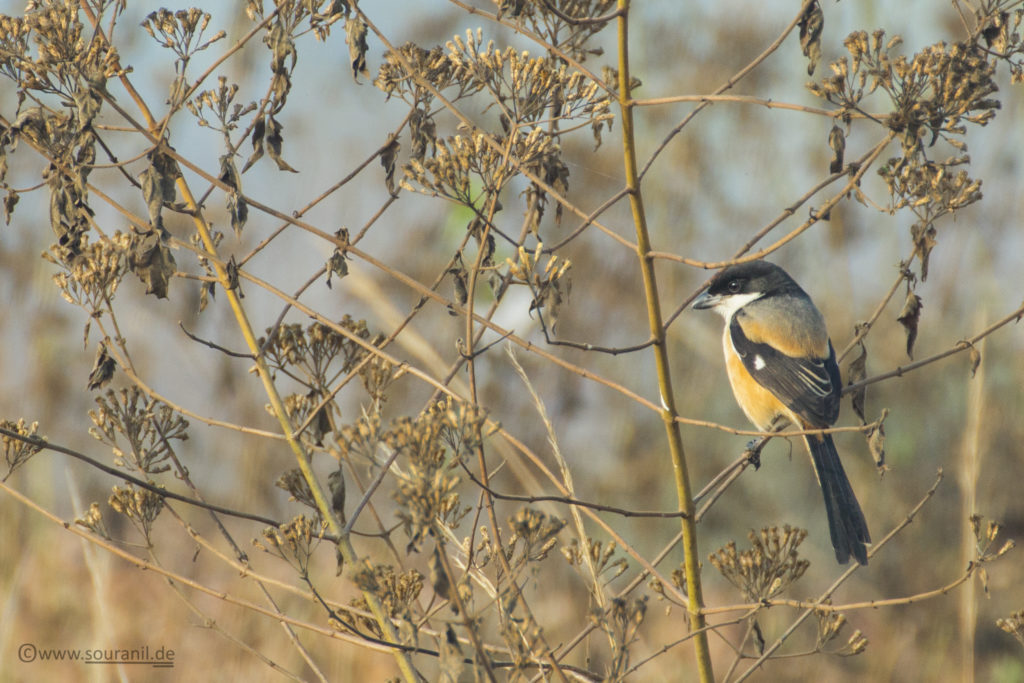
[179,323,254,358]
[630,93,880,120]
[459,465,688,519]
[844,301,1024,394]
[638,0,818,180]
[732,469,945,682]
[0,427,279,526]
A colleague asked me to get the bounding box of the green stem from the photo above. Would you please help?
[616,2,714,680]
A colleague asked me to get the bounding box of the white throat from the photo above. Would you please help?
[709,291,762,321]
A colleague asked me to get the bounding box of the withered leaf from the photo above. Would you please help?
[847,338,868,424]
[448,256,468,306]
[896,291,923,358]
[799,0,824,75]
[439,623,464,682]
[227,191,248,237]
[911,222,937,281]
[496,0,527,19]
[981,11,1010,52]
[73,86,103,132]
[2,189,18,225]
[75,133,96,184]
[220,154,248,236]
[308,392,331,446]
[328,467,346,523]
[199,280,214,313]
[225,254,243,296]
[87,342,116,390]
[0,127,8,184]
[129,230,176,299]
[866,420,886,470]
[139,166,163,233]
[967,342,981,378]
[266,115,298,173]
[480,232,495,264]
[242,115,266,173]
[409,108,436,160]
[326,248,348,288]
[345,17,370,81]
[828,125,846,174]
[219,153,241,191]
[267,20,297,84]
[380,134,399,196]
[429,543,454,611]
[139,149,180,237]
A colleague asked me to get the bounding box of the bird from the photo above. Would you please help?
[692,260,870,565]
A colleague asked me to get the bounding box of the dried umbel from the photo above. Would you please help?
[351,563,424,620]
[997,610,1024,649]
[507,506,565,564]
[386,400,487,551]
[109,484,164,544]
[709,526,810,602]
[46,231,130,312]
[88,387,189,475]
[254,514,325,573]
[1,418,43,479]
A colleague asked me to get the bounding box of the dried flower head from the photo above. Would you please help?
[709,526,810,602]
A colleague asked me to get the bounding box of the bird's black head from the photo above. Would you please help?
[692,260,804,314]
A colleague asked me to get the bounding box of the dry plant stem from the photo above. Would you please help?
[845,301,1024,394]
[836,267,907,362]
[99,166,889,446]
[157,513,324,682]
[459,197,572,681]
[732,470,944,682]
[186,523,499,658]
[959,326,985,682]
[616,2,714,681]
[631,93,856,119]
[240,115,412,269]
[0,427,281,525]
[445,0,613,93]
[508,349,615,648]
[164,583,311,683]
[436,543,499,682]
[77,9,418,679]
[72,106,659,420]
[355,6,636,252]
[708,555,979,616]
[653,132,895,271]
[623,616,752,679]
[721,621,757,683]
[157,513,329,683]
[459,467,689,518]
[0,480,399,654]
[638,0,817,181]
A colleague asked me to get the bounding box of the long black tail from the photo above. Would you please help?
[805,434,870,565]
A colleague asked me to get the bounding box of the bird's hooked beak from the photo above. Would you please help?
[691,290,721,310]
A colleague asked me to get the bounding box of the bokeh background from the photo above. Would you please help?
[1,1,1022,680]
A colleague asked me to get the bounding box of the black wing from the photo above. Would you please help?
[729,317,841,427]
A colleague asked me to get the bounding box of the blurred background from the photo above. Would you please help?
[0,0,1022,680]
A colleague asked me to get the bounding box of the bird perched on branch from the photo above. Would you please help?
[693,260,870,565]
